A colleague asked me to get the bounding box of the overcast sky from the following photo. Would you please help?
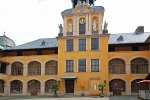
[0,0,150,46]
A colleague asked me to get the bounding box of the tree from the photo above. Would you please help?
[98,80,107,97]
[51,82,60,97]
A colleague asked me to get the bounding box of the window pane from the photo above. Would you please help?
[78,59,86,72]
[10,80,23,93]
[66,60,74,72]
[131,58,148,74]
[91,38,99,50]
[79,39,86,51]
[91,59,99,72]
[66,39,74,51]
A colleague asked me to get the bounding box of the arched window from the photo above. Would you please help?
[0,80,4,93]
[131,79,149,92]
[79,18,86,35]
[109,79,125,95]
[109,58,125,74]
[28,61,41,75]
[131,58,148,74]
[28,80,40,94]
[11,62,23,75]
[45,60,58,75]
[45,79,57,92]
[10,80,23,93]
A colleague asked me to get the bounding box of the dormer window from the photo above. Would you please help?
[117,36,124,42]
[41,40,47,46]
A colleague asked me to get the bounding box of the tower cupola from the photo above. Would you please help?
[71,0,96,8]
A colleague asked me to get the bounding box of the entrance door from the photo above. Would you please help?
[65,80,74,93]
[109,79,125,96]
[28,80,40,96]
[113,86,121,95]
[30,85,38,96]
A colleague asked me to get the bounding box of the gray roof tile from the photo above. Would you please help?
[9,38,58,50]
[7,32,150,50]
[109,32,150,44]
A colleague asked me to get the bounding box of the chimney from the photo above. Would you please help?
[135,26,144,34]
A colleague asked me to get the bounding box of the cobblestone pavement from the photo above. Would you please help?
[109,96,141,100]
[0,95,140,100]
[0,96,109,100]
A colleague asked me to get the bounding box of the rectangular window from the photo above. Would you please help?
[108,46,115,52]
[78,59,86,72]
[66,60,74,72]
[79,39,86,51]
[66,39,74,51]
[91,59,99,72]
[91,38,99,50]
[17,51,22,56]
[132,46,139,51]
[37,50,42,55]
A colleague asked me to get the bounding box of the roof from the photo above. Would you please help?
[109,32,150,44]
[8,38,58,50]
[0,34,16,48]
[5,32,150,50]
[61,6,104,14]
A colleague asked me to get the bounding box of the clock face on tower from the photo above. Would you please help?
[80,8,84,13]
[79,18,86,24]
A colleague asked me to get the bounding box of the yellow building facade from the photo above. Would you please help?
[0,0,150,96]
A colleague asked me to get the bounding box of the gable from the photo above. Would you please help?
[145,35,150,42]
[71,5,93,14]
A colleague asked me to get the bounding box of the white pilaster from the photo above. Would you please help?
[126,84,131,95]
[7,65,11,75]
[86,14,89,34]
[73,15,76,35]
[89,14,92,34]
[41,65,45,76]
[76,15,79,35]
[6,83,10,96]
[23,83,27,95]
[63,16,67,36]
[23,65,28,76]
[40,83,45,95]
[126,63,130,74]
[4,83,8,96]
[98,13,103,34]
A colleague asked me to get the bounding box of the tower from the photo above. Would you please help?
[57,0,109,96]
[71,0,96,8]
[59,0,105,37]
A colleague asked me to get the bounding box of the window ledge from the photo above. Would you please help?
[78,50,87,52]
[65,51,75,52]
[90,50,100,52]
[90,71,100,72]
[77,72,86,73]
[109,73,126,74]
[65,72,74,73]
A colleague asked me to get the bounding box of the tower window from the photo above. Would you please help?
[79,18,86,35]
